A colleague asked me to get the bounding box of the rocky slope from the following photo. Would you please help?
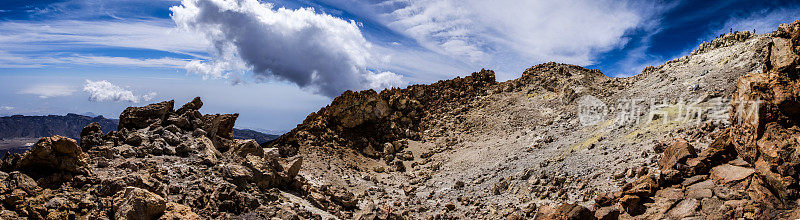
[0,97,329,219]
[0,19,799,219]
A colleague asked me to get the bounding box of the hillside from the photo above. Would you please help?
[0,114,117,139]
[0,19,798,219]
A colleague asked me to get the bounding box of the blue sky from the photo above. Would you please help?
[0,0,798,133]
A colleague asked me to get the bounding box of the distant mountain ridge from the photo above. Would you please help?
[0,114,279,154]
[0,114,117,140]
[232,128,280,144]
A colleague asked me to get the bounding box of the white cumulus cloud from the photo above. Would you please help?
[18,84,77,98]
[82,80,156,103]
[170,0,404,97]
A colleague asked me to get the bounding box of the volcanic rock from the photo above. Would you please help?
[113,187,167,220]
[80,122,104,150]
[119,100,174,130]
[709,164,754,184]
[15,135,89,175]
[658,138,696,171]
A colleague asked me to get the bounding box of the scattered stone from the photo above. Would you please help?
[454,180,465,189]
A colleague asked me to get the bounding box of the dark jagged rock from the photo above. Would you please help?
[119,100,174,130]
[0,97,322,219]
[269,69,496,158]
[200,113,238,140]
[176,97,203,115]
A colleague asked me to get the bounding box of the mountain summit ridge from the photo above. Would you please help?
[0,19,799,219]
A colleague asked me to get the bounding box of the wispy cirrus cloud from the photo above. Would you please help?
[18,84,77,98]
[82,80,156,103]
[0,52,191,69]
[0,19,206,69]
[316,0,671,80]
[0,20,206,54]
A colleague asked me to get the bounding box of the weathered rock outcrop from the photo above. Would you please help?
[727,19,800,212]
[3,18,800,220]
[113,186,168,220]
[118,100,174,130]
[270,69,496,158]
[0,97,326,219]
[12,135,90,176]
[80,122,104,150]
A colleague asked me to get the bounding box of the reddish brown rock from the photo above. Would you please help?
[594,206,619,220]
[710,164,754,184]
[658,138,696,171]
[667,198,700,219]
[726,19,800,212]
[619,195,641,214]
[623,175,659,197]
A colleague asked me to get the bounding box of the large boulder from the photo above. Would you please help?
[194,136,222,166]
[658,138,696,171]
[119,100,174,130]
[113,187,167,220]
[325,90,391,129]
[199,113,238,140]
[80,122,105,151]
[16,136,89,175]
[158,202,201,220]
[176,97,203,115]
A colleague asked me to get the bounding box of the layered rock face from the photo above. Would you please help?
[0,97,319,219]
